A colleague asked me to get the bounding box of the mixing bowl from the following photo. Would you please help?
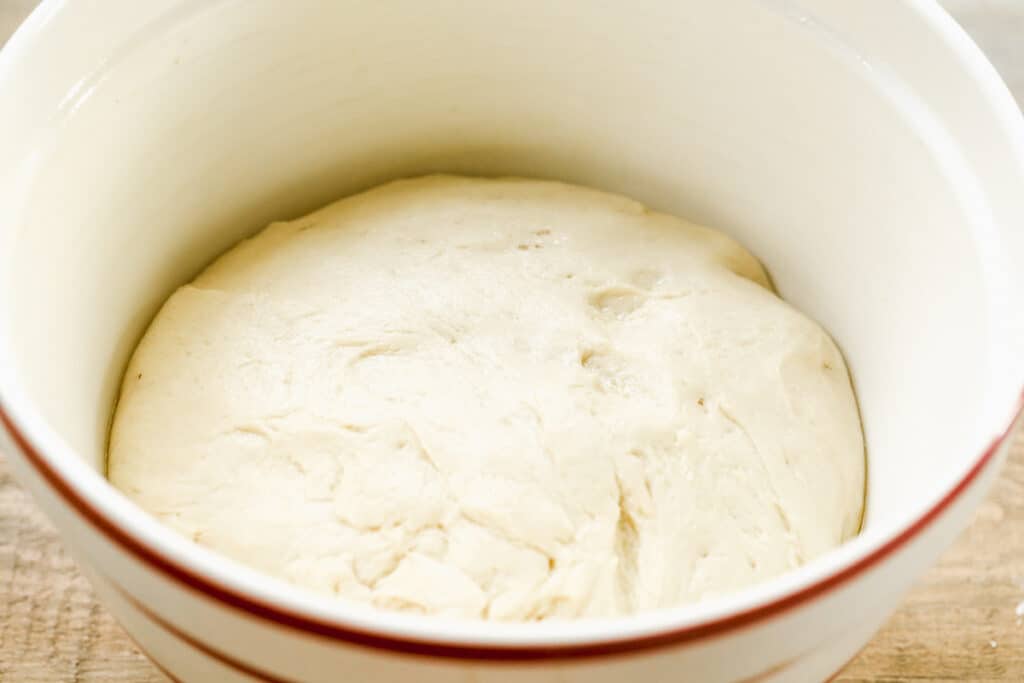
[1,1,1022,681]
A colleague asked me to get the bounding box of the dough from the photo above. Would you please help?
[108,175,864,619]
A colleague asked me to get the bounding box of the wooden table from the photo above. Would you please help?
[1,1,1022,680]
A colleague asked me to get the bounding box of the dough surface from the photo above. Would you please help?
[108,175,864,619]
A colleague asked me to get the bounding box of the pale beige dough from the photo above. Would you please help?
[108,175,864,619]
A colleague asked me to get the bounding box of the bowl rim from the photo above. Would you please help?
[1,0,1023,665]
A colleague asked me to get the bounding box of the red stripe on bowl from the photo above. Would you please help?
[0,390,1020,661]
[113,579,296,683]
[111,576,813,683]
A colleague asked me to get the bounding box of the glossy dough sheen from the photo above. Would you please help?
[108,176,865,620]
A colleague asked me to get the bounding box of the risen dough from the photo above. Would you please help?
[108,175,864,619]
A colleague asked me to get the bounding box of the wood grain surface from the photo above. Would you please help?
[1,1,1022,681]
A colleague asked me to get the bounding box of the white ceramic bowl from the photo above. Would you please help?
[1,1,1022,681]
